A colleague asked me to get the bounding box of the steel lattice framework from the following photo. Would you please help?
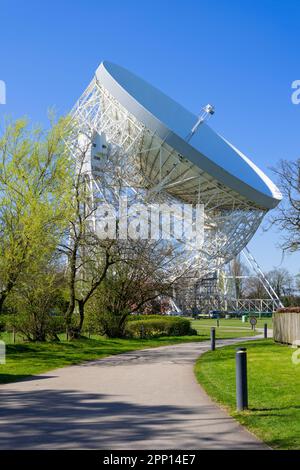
[68,75,267,282]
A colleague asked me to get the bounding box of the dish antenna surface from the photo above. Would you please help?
[69,61,281,279]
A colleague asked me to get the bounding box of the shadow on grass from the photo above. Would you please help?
[0,374,57,384]
[1,336,204,385]
[249,405,300,412]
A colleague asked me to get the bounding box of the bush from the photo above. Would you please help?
[4,311,65,342]
[3,270,67,342]
[128,314,170,321]
[126,316,197,338]
[84,308,129,338]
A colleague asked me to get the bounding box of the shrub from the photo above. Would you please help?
[3,270,67,341]
[125,316,197,338]
[128,314,170,321]
[84,308,129,338]
[4,311,65,342]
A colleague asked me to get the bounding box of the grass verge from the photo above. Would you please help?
[194,339,300,449]
[0,335,202,385]
[191,320,257,338]
[0,322,258,385]
[192,317,272,330]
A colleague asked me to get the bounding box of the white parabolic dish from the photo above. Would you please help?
[95,61,281,210]
[70,61,282,279]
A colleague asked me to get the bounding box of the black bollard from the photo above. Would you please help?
[210,327,216,351]
[236,347,248,411]
[264,323,268,339]
[217,319,220,328]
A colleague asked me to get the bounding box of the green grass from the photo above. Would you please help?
[192,317,273,330]
[191,319,258,338]
[0,334,203,385]
[195,339,300,449]
[0,319,259,385]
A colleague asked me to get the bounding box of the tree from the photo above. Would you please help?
[244,277,268,299]
[295,273,300,293]
[5,259,66,341]
[0,117,71,315]
[270,159,300,252]
[230,255,250,298]
[60,135,117,338]
[266,268,294,298]
[62,128,201,337]
[85,239,187,337]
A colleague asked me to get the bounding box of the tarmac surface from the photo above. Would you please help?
[0,336,268,449]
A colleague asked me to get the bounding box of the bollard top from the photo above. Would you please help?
[236,347,247,352]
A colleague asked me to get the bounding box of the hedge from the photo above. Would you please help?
[126,316,197,338]
[128,314,174,321]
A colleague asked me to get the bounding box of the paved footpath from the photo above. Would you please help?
[0,336,269,450]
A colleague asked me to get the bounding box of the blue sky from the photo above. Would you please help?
[1,0,300,274]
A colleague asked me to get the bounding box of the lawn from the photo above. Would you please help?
[191,319,259,337]
[192,317,273,330]
[0,334,202,385]
[195,339,300,449]
[0,322,258,385]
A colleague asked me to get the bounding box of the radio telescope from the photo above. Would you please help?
[69,61,281,282]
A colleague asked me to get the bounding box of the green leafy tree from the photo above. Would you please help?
[5,260,66,341]
[0,117,71,315]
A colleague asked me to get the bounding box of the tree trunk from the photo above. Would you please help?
[0,278,17,315]
[0,294,7,316]
[77,299,85,334]
[65,245,78,338]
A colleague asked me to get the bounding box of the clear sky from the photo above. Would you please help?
[1,0,300,274]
